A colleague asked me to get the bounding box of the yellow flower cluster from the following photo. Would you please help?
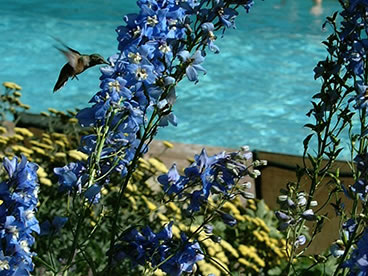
[147,158,168,173]
[201,234,229,274]
[37,166,52,187]
[141,195,157,211]
[238,244,265,270]
[3,82,22,91]
[14,127,33,138]
[1,82,30,111]
[252,230,287,259]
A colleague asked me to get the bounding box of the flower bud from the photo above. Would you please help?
[241,182,252,189]
[297,195,307,206]
[278,195,288,202]
[287,198,296,209]
[294,235,306,247]
[279,221,290,231]
[330,240,345,257]
[275,211,290,221]
[241,191,255,199]
[210,235,222,243]
[301,209,316,221]
[204,224,214,234]
[219,212,237,227]
[249,170,261,178]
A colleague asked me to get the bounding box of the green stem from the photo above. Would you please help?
[105,110,159,272]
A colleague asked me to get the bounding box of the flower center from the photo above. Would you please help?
[135,67,148,81]
[108,81,121,92]
[147,15,158,27]
[159,44,171,54]
[128,52,142,64]
[0,260,10,271]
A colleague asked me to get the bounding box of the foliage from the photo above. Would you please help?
[272,0,368,275]
[4,0,368,275]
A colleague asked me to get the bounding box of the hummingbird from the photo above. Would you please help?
[53,39,109,92]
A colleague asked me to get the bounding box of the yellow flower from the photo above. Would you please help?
[48,108,59,114]
[133,170,144,180]
[11,145,33,155]
[3,82,22,90]
[153,268,165,276]
[55,141,65,148]
[51,132,67,139]
[215,251,229,264]
[13,91,22,97]
[148,158,168,173]
[128,196,137,210]
[40,112,50,117]
[20,104,30,110]
[141,195,157,211]
[138,158,150,166]
[238,258,260,273]
[40,177,52,186]
[54,152,67,158]
[0,199,3,205]
[198,260,221,276]
[167,202,180,213]
[210,257,229,273]
[0,127,7,134]
[126,182,138,193]
[57,111,67,116]
[239,244,265,268]
[157,213,170,224]
[42,133,50,139]
[234,214,246,222]
[32,147,46,155]
[187,157,195,163]
[220,240,239,258]
[42,138,53,145]
[14,127,33,138]
[37,166,47,178]
[162,140,174,148]
[68,118,78,124]
[223,201,241,215]
[0,137,8,145]
[68,150,88,161]
[30,141,53,150]
[11,134,24,141]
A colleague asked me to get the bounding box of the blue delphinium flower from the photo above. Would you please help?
[158,147,255,215]
[158,164,187,195]
[0,156,40,275]
[178,50,206,83]
[343,230,368,275]
[349,152,368,201]
[54,0,257,202]
[53,162,86,193]
[160,234,204,276]
[115,224,203,276]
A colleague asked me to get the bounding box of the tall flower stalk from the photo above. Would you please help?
[0,156,40,275]
[274,0,368,275]
[46,0,259,274]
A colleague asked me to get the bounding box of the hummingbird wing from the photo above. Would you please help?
[52,36,82,69]
[55,46,81,70]
[53,63,74,92]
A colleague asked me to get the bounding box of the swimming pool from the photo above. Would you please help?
[1,0,343,156]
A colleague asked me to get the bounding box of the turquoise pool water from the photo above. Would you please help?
[1,0,343,156]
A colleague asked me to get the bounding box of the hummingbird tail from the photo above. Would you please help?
[53,63,74,92]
